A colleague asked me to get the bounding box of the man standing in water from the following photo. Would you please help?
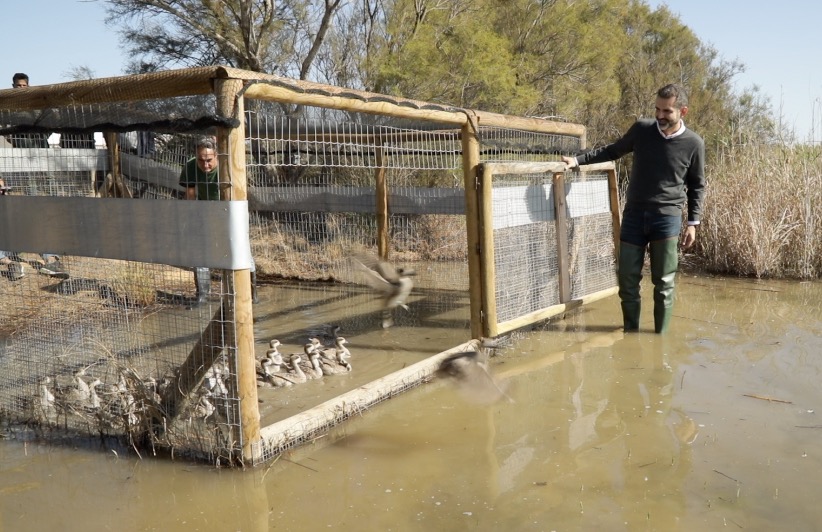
[562,84,705,333]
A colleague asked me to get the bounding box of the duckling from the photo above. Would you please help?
[284,354,308,384]
[334,337,352,371]
[352,253,415,328]
[319,338,353,376]
[191,388,216,422]
[257,344,295,388]
[32,376,57,423]
[258,339,283,377]
[54,369,92,412]
[203,356,229,397]
[86,378,102,411]
[298,348,324,380]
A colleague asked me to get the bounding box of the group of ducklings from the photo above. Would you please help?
[257,336,352,388]
[30,368,167,431]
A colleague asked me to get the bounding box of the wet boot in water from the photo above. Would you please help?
[251,270,259,304]
[618,241,646,332]
[650,237,679,333]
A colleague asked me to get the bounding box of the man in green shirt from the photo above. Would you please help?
[179,138,219,304]
[179,137,257,304]
[562,84,706,333]
[179,138,220,201]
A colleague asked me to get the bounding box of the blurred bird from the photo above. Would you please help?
[436,350,512,405]
[351,253,415,328]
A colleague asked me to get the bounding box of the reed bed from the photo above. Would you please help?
[697,142,821,279]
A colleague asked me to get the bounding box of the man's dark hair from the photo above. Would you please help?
[657,84,688,108]
[195,137,217,151]
[12,73,29,86]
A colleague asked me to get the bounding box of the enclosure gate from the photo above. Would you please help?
[477,162,620,337]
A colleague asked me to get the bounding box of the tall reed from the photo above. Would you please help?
[697,142,821,279]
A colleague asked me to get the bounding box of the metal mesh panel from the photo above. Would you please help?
[0,258,242,463]
[566,172,617,299]
[488,169,617,328]
[491,175,560,323]
[478,126,581,162]
[245,105,469,301]
[0,131,246,463]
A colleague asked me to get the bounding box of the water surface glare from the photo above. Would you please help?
[1,275,821,530]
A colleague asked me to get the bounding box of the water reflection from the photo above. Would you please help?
[1,276,821,530]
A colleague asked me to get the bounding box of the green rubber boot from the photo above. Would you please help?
[649,237,679,333]
[618,241,646,332]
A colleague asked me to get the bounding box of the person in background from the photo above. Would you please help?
[8,73,48,149]
[562,83,705,333]
[0,176,25,280]
[7,73,70,279]
[179,137,257,304]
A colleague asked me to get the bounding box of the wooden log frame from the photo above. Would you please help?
[0,66,602,465]
[0,65,585,138]
[478,163,498,337]
[475,161,619,337]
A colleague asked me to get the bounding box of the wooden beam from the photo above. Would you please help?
[553,172,571,303]
[375,147,389,259]
[494,286,619,336]
[242,82,466,126]
[0,67,219,111]
[477,164,499,337]
[461,116,484,339]
[161,305,227,421]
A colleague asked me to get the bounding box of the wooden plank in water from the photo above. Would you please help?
[257,339,480,460]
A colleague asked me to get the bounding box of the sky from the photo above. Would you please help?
[3,1,821,142]
[645,0,822,142]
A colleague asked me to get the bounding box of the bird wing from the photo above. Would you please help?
[351,256,396,296]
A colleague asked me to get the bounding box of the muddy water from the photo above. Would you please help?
[1,274,821,531]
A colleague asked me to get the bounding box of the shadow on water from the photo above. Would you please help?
[2,274,822,530]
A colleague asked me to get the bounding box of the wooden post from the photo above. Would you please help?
[215,77,260,464]
[553,172,571,303]
[375,146,389,259]
[477,163,498,337]
[607,167,621,260]
[462,115,484,339]
[104,132,119,197]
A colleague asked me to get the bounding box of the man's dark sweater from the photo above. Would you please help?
[576,119,705,223]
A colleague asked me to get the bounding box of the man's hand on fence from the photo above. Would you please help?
[561,156,578,170]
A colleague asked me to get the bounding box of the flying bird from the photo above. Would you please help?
[436,350,513,405]
[351,253,415,328]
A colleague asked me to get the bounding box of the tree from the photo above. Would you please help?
[103,0,344,78]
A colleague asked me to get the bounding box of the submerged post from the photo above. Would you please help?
[215,77,261,464]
